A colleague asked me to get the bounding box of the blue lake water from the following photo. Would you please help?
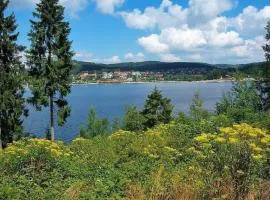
[23,82,233,142]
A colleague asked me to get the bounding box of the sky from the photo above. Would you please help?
[7,0,270,64]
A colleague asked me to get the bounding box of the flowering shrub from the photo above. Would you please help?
[0,123,269,199]
[193,123,270,199]
[0,139,74,199]
[0,138,72,174]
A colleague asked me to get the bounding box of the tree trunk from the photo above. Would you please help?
[0,126,2,151]
[50,95,55,141]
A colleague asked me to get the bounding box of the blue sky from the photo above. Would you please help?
[8,0,270,64]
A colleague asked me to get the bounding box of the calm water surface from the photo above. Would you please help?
[23,82,233,142]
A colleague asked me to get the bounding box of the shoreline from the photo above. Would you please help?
[71,79,235,85]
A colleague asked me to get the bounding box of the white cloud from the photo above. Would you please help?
[138,26,243,53]
[159,27,207,51]
[186,54,203,62]
[75,51,121,64]
[124,52,145,62]
[231,6,270,37]
[120,9,156,30]
[9,0,88,18]
[93,0,124,14]
[231,36,265,59]
[121,0,269,64]
[11,0,270,64]
[160,53,181,62]
[137,25,266,64]
[207,30,243,47]
[104,55,121,64]
[9,0,38,9]
[120,0,235,31]
[74,51,93,62]
[205,17,229,33]
[9,0,125,15]
[188,0,235,26]
[60,0,88,18]
[120,0,187,30]
[138,34,169,54]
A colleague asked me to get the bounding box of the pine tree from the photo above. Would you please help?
[80,108,109,139]
[190,91,210,120]
[262,20,270,111]
[123,105,145,132]
[142,87,173,128]
[27,0,74,141]
[0,0,26,149]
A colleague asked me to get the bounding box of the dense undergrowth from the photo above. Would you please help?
[0,118,270,200]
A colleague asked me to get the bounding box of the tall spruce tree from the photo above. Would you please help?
[262,20,270,111]
[0,0,26,149]
[142,87,173,128]
[27,0,74,141]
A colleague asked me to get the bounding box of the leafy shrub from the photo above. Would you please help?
[193,123,270,199]
[0,123,269,199]
[0,139,73,199]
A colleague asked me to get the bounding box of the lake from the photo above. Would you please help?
[23,82,233,142]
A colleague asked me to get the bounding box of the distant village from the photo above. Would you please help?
[74,70,166,83]
[72,64,240,83]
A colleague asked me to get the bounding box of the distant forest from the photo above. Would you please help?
[73,60,265,77]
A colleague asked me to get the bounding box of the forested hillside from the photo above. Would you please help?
[73,60,264,74]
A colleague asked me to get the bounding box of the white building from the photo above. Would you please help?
[102,72,113,79]
[132,71,141,77]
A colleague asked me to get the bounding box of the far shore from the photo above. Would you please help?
[71,79,238,85]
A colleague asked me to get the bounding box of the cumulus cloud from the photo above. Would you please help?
[9,0,88,18]
[160,53,181,62]
[138,26,243,53]
[75,51,121,64]
[120,0,269,63]
[60,0,88,18]
[93,0,125,14]
[186,54,203,62]
[124,52,145,62]
[11,0,270,64]
[138,34,169,54]
[230,36,265,60]
[159,27,207,51]
[206,31,243,47]
[120,0,187,30]
[75,51,145,64]
[188,0,236,26]
[74,51,93,62]
[9,0,38,9]
[231,6,270,38]
[104,55,121,64]
[120,0,235,31]
[9,0,126,17]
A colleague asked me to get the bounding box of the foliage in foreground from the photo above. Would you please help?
[0,0,27,149]
[0,121,270,200]
[27,0,74,141]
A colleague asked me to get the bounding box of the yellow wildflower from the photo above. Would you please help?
[50,149,61,157]
[187,147,196,153]
[73,137,86,142]
[252,154,263,160]
[253,147,263,153]
[215,137,226,143]
[228,137,238,144]
[249,143,257,149]
[195,134,209,143]
[261,137,270,145]
[164,146,177,153]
